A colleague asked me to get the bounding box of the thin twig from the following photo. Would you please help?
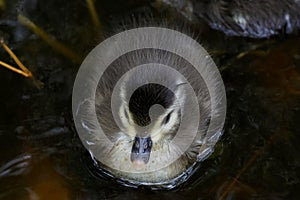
[219,131,280,200]
[0,38,44,89]
[1,38,32,77]
[18,14,83,63]
[86,0,103,38]
[86,0,101,28]
[0,60,30,77]
[0,0,5,10]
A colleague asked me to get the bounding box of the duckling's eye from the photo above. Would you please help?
[162,110,173,125]
[124,109,129,120]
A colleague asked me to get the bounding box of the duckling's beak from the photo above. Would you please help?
[130,135,152,170]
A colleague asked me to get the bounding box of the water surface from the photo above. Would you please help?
[1,0,300,199]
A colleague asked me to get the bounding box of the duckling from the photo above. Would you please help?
[72,27,226,187]
[194,0,300,37]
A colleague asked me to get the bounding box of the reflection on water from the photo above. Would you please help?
[1,0,300,199]
[0,154,31,178]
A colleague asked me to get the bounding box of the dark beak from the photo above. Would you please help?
[130,135,152,170]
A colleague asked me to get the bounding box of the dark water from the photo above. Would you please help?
[1,0,300,199]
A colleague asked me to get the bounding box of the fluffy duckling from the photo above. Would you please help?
[73,27,226,187]
[194,0,300,37]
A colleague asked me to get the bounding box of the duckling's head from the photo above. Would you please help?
[118,77,186,170]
